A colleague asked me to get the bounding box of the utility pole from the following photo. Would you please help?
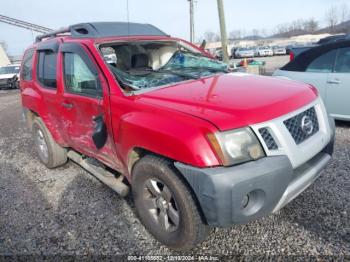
[188,0,195,43]
[217,0,229,63]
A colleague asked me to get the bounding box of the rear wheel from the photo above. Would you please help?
[132,155,210,251]
[32,118,67,169]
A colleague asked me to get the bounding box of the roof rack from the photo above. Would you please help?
[35,22,169,42]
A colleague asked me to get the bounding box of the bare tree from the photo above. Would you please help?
[252,29,260,37]
[213,32,221,42]
[203,31,216,42]
[229,30,242,40]
[303,18,319,33]
[325,6,339,31]
[340,3,350,23]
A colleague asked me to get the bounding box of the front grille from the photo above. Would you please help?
[284,107,319,144]
[259,128,278,150]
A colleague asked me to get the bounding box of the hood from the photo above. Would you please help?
[0,74,16,80]
[138,73,317,131]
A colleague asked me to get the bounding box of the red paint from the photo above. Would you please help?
[20,35,318,178]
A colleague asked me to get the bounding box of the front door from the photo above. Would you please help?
[58,42,121,169]
[326,47,350,120]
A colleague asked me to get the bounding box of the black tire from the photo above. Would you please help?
[32,117,67,169]
[132,155,210,251]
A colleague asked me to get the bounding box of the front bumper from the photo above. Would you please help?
[175,139,334,227]
[0,79,15,89]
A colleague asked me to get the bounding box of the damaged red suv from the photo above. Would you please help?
[20,22,335,250]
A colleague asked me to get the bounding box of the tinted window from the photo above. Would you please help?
[64,53,99,96]
[306,49,337,73]
[21,49,34,81]
[334,47,350,73]
[37,52,57,88]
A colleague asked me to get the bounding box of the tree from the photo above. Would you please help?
[303,18,319,33]
[203,31,216,42]
[252,29,260,37]
[229,30,242,40]
[340,3,350,23]
[213,33,221,42]
[325,6,339,31]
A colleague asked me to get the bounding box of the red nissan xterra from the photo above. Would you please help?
[20,22,335,250]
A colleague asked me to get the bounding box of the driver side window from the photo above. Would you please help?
[64,52,100,97]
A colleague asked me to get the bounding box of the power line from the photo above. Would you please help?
[0,14,53,34]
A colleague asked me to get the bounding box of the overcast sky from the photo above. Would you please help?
[0,0,347,56]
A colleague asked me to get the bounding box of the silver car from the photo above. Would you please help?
[255,46,273,57]
[235,48,254,58]
[273,46,287,55]
[274,41,350,121]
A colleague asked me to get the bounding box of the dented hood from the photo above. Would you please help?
[138,73,317,131]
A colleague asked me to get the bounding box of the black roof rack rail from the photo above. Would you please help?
[35,22,169,42]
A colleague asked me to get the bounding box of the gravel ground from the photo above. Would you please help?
[0,90,349,259]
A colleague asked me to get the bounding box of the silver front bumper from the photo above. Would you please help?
[273,152,331,212]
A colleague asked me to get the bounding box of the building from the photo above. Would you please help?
[0,43,10,66]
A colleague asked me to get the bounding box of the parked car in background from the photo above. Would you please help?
[235,47,255,58]
[255,46,273,57]
[215,49,223,60]
[272,46,287,56]
[274,39,350,121]
[0,64,20,89]
[289,45,316,61]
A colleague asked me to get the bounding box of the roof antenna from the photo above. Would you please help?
[126,0,130,35]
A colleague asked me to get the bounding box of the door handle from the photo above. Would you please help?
[61,102,74,109]
[327,79,341,84]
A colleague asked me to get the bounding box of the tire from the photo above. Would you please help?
[132,155,210,251]
[32,117,67,169]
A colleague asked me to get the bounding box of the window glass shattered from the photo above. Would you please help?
[101,41,228,91]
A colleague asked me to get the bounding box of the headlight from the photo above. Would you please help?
[208,127,265,166]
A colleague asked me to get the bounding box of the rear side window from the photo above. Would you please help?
[306,49,337,73]
[334,47,350,73]
[21,49,34,81]
[37,52,58,88]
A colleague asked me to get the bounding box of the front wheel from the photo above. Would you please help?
[132,155,210,251]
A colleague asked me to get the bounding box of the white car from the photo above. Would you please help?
[235,48,254,58]
[0,64,20,89]
[273,46,287,55]
[255,46,273,57]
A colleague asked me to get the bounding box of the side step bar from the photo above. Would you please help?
[67,150,129,197]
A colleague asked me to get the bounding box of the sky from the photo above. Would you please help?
[0,0,348,56]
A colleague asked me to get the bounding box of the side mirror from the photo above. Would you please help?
[92,115,107,149]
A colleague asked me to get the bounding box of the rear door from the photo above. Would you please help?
[325,47,350,120]
[35,40,62,133]
[58,42,122,170]
[301,49,338,100]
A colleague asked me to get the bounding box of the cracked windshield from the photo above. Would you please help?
[100,41,228,91]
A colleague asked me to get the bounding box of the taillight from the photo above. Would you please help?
[290,51,295,61]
